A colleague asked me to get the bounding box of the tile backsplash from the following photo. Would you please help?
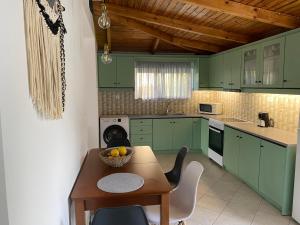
[99,90,300,133]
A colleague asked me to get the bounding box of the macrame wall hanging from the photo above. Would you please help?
[23,0,67,119]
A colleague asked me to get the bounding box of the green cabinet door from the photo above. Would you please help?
[199,57,209,88]
[223,52,232,89]
[259,140,286,209]
[230,49,242,89]
[192,118,202,150]
[223,127,240,176]
[241,45,261,87]
[172,118,193,149]
[260,37,285,88]
[153,119,173,150]
[284,31,300,88]
[116,56,135,87]
[98,55,117,87]
[200,118,209,155]
[238,132,261,191]
[209,55,224,87]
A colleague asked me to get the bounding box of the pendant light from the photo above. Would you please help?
[101,44,112,64]
[98,3,111,29]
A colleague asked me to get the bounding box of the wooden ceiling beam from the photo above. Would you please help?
[94,3,251,43]
[110,15,223,52]
[152,38,160,54]
[177,0,300,29]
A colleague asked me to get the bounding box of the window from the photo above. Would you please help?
[134,61,193,100]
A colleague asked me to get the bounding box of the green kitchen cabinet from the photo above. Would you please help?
[284,31,300,88]
[241,44,260,87]
[98,55,134,88]
[153,119,174,151]
[98,55,117,87]
[223,126,240,176]
[238,132,261,191]
[173,119,193,149]
[130,119,153,148]
[223,50,241,89]
[200,118,209,155]
[199,57,209,88]
[116,56,135,87]
[192,118,202,150]
[260,37,285,88]
[259,140,296,215]
[209,55,224,88]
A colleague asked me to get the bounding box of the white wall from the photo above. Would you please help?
[0,1,98,225]
[0,114,9,225]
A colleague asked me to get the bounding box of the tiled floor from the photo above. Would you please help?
[156,152,299,225]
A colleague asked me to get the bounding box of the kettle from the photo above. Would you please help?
[258,112,270,127]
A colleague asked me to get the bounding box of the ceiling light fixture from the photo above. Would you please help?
[101,43,112,64]
[98,3,111,29]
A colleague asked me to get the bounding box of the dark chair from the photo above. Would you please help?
[91,206,149,225]
[165,146,189,187]
[107,138,131,148]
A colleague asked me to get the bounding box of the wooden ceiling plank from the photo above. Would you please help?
[110,14,222,52]
[176,0,300,28]
[152,38,160,53]
[100,3,252,43]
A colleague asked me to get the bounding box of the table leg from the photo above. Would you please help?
[75,200,85,225]
[160,193,169,225]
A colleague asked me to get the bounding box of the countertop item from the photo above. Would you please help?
[70,147,171,225]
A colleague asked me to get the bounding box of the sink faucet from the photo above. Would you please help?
[165,101,171,115]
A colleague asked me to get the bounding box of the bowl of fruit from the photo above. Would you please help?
[99,146,134,168]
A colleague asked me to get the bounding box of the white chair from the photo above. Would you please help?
[144,161,204,225]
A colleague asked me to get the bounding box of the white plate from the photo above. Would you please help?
[97,173,144,193]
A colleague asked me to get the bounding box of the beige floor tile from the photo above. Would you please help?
[206,180,241,201]
[198,195,228,213]
[186,206,219,225]
[289,219,300,225]
[213,213,253,225]
[251,211,290,225]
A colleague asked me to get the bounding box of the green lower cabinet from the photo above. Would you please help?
[259,140,296,215]
[223,127,240,176]
[130,119,153,148]
[200,118,209,155]
[173,119,193,149]
[130,134,153,147]
[238,132,261,191]
[153,119,174,151]
[192,118,201,150]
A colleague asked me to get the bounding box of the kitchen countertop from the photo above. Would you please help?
[100,114,297,147]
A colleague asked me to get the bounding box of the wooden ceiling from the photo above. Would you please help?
[91,0,300,54]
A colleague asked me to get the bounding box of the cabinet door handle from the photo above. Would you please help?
[260,145,264,148]
[239,136,243,139]
[283,80,287,82]
[258,81,262,83]
[140,129,143,131]
[140,138,144,140]
[236,135,240,138]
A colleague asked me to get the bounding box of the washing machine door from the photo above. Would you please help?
[103,125,128,145]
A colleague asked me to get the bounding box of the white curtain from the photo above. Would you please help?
[135,61,193,100]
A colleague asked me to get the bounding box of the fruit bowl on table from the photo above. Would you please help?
[99,147,134,168]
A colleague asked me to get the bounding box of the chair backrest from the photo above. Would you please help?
[167,146,188,184]
[170,161,204,216]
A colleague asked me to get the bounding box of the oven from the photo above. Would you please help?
[208,119,224,166]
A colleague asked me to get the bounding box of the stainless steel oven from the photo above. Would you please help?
[208,119,224,166]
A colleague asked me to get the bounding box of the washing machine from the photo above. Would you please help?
[100,116,130,148]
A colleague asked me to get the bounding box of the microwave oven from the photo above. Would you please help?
[199,103,223,115]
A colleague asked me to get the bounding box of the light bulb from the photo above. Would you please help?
[98,4,111,29]
[101,53,112,64]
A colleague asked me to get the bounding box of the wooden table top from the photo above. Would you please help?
[70,146,171,200]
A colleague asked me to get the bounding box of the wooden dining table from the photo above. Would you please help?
[70,146,171,225]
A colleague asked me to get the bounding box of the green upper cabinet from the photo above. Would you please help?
[116,56,135,87]
[241,44,260,87]
[284,31,300,88]
[238,132,261,191]
[153,119,174,151]
[223,127,240,176]
[200,118,209,155]
[260,37,285,88]
[209,55,224,88]
[223,50,241,89]
[198,57,209,88]
[173,118,193,149]
[192,118,202,150]
[241,37,285,88]
[98,55,134,88]
[98,55,117,87]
